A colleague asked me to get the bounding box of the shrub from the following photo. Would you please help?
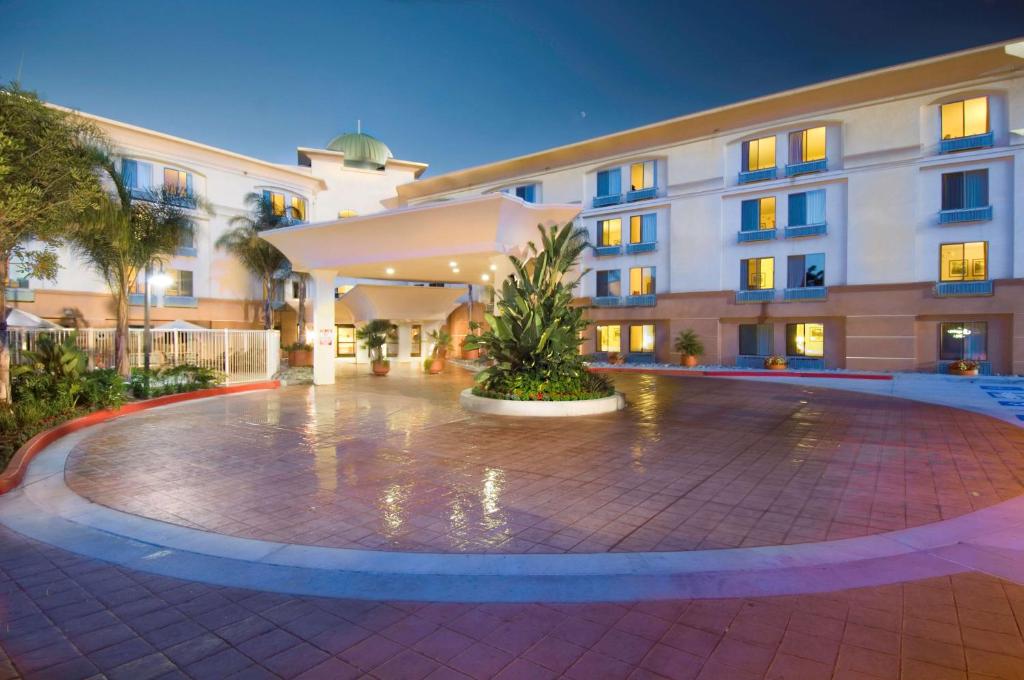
[81,369,126,410]
[283,341,312,352]
[949,359,979,372]
[673,329,704,357]
[764,355,788,368]
[130,363,224,398]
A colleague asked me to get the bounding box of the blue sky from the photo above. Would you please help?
[2,0,1023,176]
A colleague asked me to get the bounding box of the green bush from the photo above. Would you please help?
[81,369,126,410]
[129,363,224,398]
[283,341,312,352]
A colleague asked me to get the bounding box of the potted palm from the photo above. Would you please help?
[356,319,392,376]
[673,329,704,368]
[948,359,979,376]
[284,341,312,367]
[461,321,481,360]
[764,355,788,370]
[426,328,451,374]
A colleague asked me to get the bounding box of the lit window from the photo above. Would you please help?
[597,218,622,246]
[290,196,306,221]
[630,161,655,191]
[741,257,774,290]
[336,324,356,357]
[786,323,824,357]
[741,197,775,231]
[410,324,422,357]
[596,270,621,297]
[787,253,825,288]
[789,127,826,163]
[629,214,656,243]
[162,269,193,297]
[163,168,192,196]
[939,322,987,361]
[940,242,987,281]
[941,170,988,210]
[338,209,359,218]
[121,159,153,189]
[629,324,655,353]
[628,267,655,295]
[742,136,776,171]
[386,324,399,357]
[941,97,988,140]
[596,324,621,352]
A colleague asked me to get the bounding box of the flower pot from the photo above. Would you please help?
[428,358,444,374]
[765,363,788,371]
[371,361,390,376]
[680,355,698,368]
[461,347,479,360]
[949,367,978,376]
[288,349,312,368]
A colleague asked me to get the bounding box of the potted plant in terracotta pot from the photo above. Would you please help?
[764,355,788,371]
[461,321,481,359]
[673,329,704,368]
[356,318,392,376]
[284,341,313,367]
[426,328,451,374]
[948,358,980,376]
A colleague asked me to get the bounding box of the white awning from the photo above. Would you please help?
[5,308,61,329]
[337,284,467,323]
[155,319,205,330]
[259,193,580,284]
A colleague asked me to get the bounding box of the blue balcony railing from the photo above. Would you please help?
[128,293,147,306]
[623,294,656,307]
[591,296,622,307]
[939,131,994,154]
[785,223,827,239]
[593,194,622,208]
[129,186,198,209]
[164,295,198,308]
[935,280,993,297]
[625,241,656,254]
[738,167,777,184]
[593,245,622,257]
[939,206,992,224]
[737,229,776,243]
[177,246,198,257]
[626,187,657,202]
[5,288,34,302]
[784,286,827,301]
[785,158,827,177]
[736,289,775,303]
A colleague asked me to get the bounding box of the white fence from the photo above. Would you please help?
[7,328,280,384]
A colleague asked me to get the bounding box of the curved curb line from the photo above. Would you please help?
[0,381,280,495]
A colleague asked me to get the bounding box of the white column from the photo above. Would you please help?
[311,269,337,385]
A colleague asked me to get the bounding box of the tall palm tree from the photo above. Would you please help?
[70,159,195,377]
[216,192,291,331]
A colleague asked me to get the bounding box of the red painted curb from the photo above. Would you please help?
[590,367,893,381]
[0,381,280,496]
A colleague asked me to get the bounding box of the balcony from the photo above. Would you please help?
[129,186,198,209]
[785,159,827,177]
[785,223,827,239]
[939,206,992,224]
[784,286,827,301]
[736,289,775,303]
[593,245,622,257]
[626,187,657,202]
[623,294,656,307]
[737,229,776,243]
[5,288,34,302]
[939,131,994,154]
[591,295,622,307]
[592,194,622,208]
[177,246,198,257]
[625,241,656,254]
[935,280,993,297]
[164,295,198,308]
[128,293,148,306]
[738,167,777,184]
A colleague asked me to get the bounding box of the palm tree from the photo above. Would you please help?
[216,192,292,331]
[70,159,195,377]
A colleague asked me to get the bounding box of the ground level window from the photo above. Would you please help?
[386,324,399,357]
[629,324,655,353]
[939,322,987,361]
[786,323,824,357]
[336,324,356,357]
[410,324,422,357]
[596,324,621,352]
[739,323,773,356]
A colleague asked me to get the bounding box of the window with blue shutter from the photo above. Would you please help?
[641,213,656,243]
[741,200,760,232]
[942,170,988,209]
[122,159,137,187]
[788,190,825,226]
[788,192,807,226]
[597,168,621,197]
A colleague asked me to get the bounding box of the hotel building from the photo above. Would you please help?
[8,39,1024,377]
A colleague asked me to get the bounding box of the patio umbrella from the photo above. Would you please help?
[155,319,205,330]
[5,308,62,329]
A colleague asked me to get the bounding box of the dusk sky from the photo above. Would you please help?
[2,0,1024,176]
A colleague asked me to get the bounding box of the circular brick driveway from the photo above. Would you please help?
[65,366,1024,554]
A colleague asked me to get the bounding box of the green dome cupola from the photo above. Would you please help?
[326,122,393,170]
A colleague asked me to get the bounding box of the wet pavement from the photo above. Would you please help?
[65,364,1024,554]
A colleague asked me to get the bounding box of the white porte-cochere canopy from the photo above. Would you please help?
[338,284,467,323]
[260,193,581,385]
[260,193,581,284]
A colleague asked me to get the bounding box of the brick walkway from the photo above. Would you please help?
[65,367,1024,554]
[4,525,1024,680]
